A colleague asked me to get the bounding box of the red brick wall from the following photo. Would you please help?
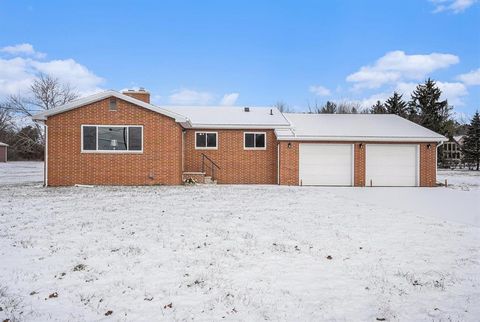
[278,141,438,187]
[0,146,6,162]
[122,91,150,103]
[183,129,278,184]
[278,141,299,185]
[46,97,183,186]
[354,143,366,187]
[419,143,437,187]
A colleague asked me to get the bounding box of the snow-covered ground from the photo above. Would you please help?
[0,167,479,321]
[0,161,43,185]
[438,169,480,191]
[329,169,480,227]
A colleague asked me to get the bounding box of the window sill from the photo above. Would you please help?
[81,150,143,154]
[195,147,218,150]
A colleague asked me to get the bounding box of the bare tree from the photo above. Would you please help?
[337,101,361,114]
[274,101,291,113]
[4,74,78,144]
[0,107,13,135]
[307,100,322,113]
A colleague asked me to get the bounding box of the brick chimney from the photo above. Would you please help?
[122,88,150,104]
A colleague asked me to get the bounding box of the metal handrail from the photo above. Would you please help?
[201,153,220,180]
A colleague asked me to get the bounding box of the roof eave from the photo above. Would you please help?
[182,123,292,130]
[31,90,188,123]
[275,136,448,142]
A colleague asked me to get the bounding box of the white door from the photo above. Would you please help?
[365,144,418,187]
[299,144,353,186]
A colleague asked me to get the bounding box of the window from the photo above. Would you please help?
[244,132,266,149]
[109,98,117,111]
[195,132,217,149]
[82,125,143,152]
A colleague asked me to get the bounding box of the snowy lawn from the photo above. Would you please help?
[438,169,480,191]
[328,169,480,228]
[1,180,479,321]
[0,161,43,185]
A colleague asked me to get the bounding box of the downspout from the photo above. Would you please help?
[44,124,48,187]
[181,129,185,172]
[277,143,280,185]
[436,140,444,185]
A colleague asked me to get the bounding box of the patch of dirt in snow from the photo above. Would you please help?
[0,184,479,321]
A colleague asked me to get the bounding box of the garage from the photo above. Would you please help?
[299,144,353,186]
[365,144,419,187]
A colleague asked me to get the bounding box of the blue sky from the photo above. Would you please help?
[0,0,479,119]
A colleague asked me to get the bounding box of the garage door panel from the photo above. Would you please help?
[366,145,418,187]
[299,144,353,186]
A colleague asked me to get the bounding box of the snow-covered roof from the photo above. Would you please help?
[32,90,188,122]
[163,106,291,129]
[277,113,447,142]
[0,142,8,147]
[453,135,465,143]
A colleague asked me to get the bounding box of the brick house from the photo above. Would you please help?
[32,89,447,187]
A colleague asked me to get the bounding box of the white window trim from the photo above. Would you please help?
[244,132,267,150]
[195,131,218,150]
[81,125,144,154]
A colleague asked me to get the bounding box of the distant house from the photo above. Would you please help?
[32,89,447,187]
[441,135,464,168]
[0,142,8,162]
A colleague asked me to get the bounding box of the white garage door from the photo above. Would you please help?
[366,144,419,187]
[299,144,353,186]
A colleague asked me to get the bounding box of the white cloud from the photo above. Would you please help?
[0,43,46,59]
[31,59,103,95]
[0,44,104,98]
[358,92,391,108]
[395,82,418,97]
[436,81,468,106]
[309,85,331,96]
[457,68,480,85]
[430,0,477,13]
[169,89,213,105]
[219,93,239,106]
[346,51,459,89]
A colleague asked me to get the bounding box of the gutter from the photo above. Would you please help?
[275,136,448,143]
[436,140,445,185]
[182,123,292,130]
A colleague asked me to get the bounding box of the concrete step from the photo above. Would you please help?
[204,176,217,185]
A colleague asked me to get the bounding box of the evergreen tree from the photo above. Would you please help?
[319,101,337,114]
[370,101,387,114]
[409,78,452,135]
[385,92,408,117]
[462,111,480,170]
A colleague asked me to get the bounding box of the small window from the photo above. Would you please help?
[109,98,117,111]
[82,125,143,152]
[195,132,217,149]
[244,132,266,149]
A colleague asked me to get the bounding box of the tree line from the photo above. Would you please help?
[276,78,479,169]
[1,75,479,169]
[0,74,78,160]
